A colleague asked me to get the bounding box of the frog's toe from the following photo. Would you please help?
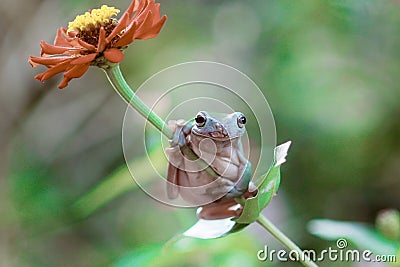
[225,187,246,198]
[197,198,243,220]
[176,119,186,127]
[169,125,188,148]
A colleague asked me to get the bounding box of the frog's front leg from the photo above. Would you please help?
[204,177,237,195]
[225,160,252,198]
[168,119,193,148]
[204,159,252,198]
[165,120,193,199]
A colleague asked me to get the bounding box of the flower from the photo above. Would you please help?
[29,0,167,89]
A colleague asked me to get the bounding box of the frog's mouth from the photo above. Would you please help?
[192,130,238,140]
[209,131,229,139]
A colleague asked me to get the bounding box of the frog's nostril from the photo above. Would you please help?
[215,123,228,136]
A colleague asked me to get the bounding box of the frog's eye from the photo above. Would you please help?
[237,114,246,128]
[195,113,206,127]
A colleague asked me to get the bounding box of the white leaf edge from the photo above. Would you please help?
[183,218,236,239]
[274,141,292,167]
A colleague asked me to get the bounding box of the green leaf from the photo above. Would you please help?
[183,141,291,238]
[235,194,259,224]
[308,219,400,256]
[235,141,291,224]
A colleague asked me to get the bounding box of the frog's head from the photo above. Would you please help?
[191,111,247,140]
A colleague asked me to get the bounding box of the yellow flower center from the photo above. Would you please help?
[67,5,120,33]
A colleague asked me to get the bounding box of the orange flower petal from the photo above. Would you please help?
[136,15,167,40]
[139,10,154,31]
[40,41,71,56]
[54,28,73,47]
[134,10,155,39]
[107,13,130,43]
[64,63,90,79]
[71,53,98,65]
[67,31,76,38]
[68,38,84,48]
[58,77,71,89]
[104,48,124,63]
[97,27,107,52]
[151,3,161,19]
[126,0,139,17]
[29,55,71,67]
[115,21,138,47]
[77,39,97,51]
[145,1,160,19]
[34,60,72,82]
[58,63,90,89]
[135,0,151,24]
[34,73,45,81]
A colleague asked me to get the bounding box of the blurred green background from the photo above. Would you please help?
[1,0,400,266]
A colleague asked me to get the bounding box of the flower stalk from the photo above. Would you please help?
[256,214,319,267]
[103,63,173,139]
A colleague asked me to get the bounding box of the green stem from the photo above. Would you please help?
[103,63,219,177]
[104,64,173,139]
[256,214,319,267]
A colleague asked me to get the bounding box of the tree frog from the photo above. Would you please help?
[165,111,254,219]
